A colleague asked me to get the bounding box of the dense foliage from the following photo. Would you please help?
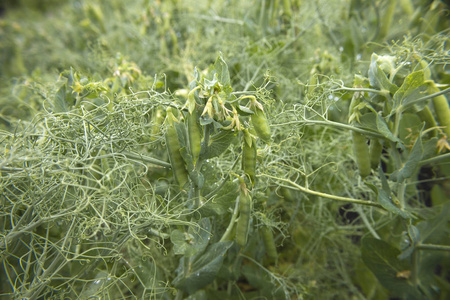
[1,0,449,299]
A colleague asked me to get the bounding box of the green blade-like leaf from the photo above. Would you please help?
[375,113,401,143]
[53,84,74,113]
[378,169,411,218]
[172,241,233,295]
[392,70,427,114]
[361,238,419,298]
[390,134,423,182]
[170,218,211,257]
[204,130,238,159]
[368,54,397,94]
[213,54,231,88]
[417,203,450,244]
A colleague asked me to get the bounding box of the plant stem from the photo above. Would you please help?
[420,152,450,165]
[411,249,419,287]
[416,243,450,251]
[262,175,384,209]
[401,86,450,109]
[121,151,171,168]
[219,198,240,242]
[273,119,386,139]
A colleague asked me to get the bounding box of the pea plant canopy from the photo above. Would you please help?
[1,0,449,299]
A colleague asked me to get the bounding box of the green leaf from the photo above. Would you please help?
[133,258,161,289]
[170,230,191,255]
[392,70,427,114]
[390,134,423,182]
[199,115,214,126]
[200,181,239,216]
[377,169,411,218]
[53,84,74,113]
[416,203,450,244]
[375,113,401,143]
[368,53,398,95]
[398,113,422,142]
[361,238,419,298]
[358,112,378,131]
[204,130,238,159]
[236,105,254,116]
[170,218,211,257]
[213,53,231,87]
[398,224,420,260]
[172,241,233,295]
[189,170,204,189]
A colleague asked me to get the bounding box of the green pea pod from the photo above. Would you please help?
[430,82,450,138]
[251,106,271,144]
[260,225,277,260]
[151,107,166,140]
[236,185,251,247]
[352,131,371,178]
[369,138,383,170]
[242,131,257,185]
[187,109,202,165]
[165,108,189,187]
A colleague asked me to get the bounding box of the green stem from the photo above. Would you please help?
[420,152,450,166]
[401,87,450,109]
[273,119,386,139]
[262,175,384,209]
[333,87,390,95]
[219,198,240,242]
[121,151,171,168]
[416,243,450,251]
[411,249,419,287]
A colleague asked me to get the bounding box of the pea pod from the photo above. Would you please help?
[251,106,271,144]
[165,108,189,187]
[429,81,450,138]
[242,131,257,185]
[352,131,371,178]
[260,225,277,260]
[151,107,166,140]
[369,138,383,170]
[187,109,202,165]
[236,183,251,247]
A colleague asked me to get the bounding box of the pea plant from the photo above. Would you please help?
[1,0,449,299]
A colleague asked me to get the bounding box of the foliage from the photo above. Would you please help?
[1,0,449,299]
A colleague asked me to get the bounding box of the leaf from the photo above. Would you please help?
[199,115,214,126]
[200,181,239,216]
[398,224,420,260]
[236,105,254,116]
[189,170,204,189]
[390,134,423,182]
[213,54,231,87]
[53,84,74,113]
[421,137,439,161]
[204,130,238,159]
[376,169,411,218]
[375,113,401,143]
[361,238,419,298]
[392,71,427,114]
[398,113,422,142]
[170,218,211,257]
[358,112,378,132]
[133,258,161,289]
[172,241,233,295]
[416,203,450,244]
[368,53,398,95]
